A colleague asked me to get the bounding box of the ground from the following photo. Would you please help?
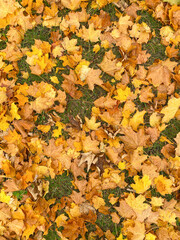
[0,0,180,240]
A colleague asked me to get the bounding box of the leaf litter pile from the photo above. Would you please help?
[0,0,180,239]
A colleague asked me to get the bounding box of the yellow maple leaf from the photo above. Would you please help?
[61,0,81,10]
[62,37,80,53]
[160,26,174,43]
[10,103,21,120]
[114,86,131,102]
[159,209,176,224]
[154,175,173,195]
[55,214,68,228]
[92,196,105,209]
[145,233,157,240]
[69,203,81,218]
[50,76,59,84]
[118,161,126,170]
[125,193,149,212]
[85,116,101,130]
[96,0,108,7]
[151,197,164,207]
[34,165,50,177]
[129,110,146,131]
[131,175,151,194]
[0,188,11,204]
[161,97,180,123]
[130,22,151,44]
[12,208,25,220]
[4,129,22,144]
[77,23,101,42]
[22,224,36,239]
[150,112,161,127]
[53,122,64,138]
[82,135,99,153]
[52,45,63,58]
[93,44,100,53]
[118,15,133,34]
[37,125,51,133]
[0,116,9,131]
[0,0,20,19]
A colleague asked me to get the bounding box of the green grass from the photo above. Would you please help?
[45,171,73,200]
[142,37,167,66]
[137,10,167,66]
[57,85,106,124]
[143,140,166,158]
[96,213,121,237]
[13,189,27,200]
[44,226,61,240]
[161,119,180,143]
[21,25,52,48]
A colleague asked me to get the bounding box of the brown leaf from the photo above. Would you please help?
[119,127,150,150]
[3,179,19,192]
[70,191,85,205]
[147,62,171,87]
[94,93,117,109]
[115,200,136,219]
[78,151,98,172]
[86,68,103,91]
[127,220,145,240]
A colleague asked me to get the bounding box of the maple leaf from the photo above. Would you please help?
[127,220,145,240]
[147,62,171,87]
[92,196,105,209]
[82,136,100,153]
[0,0,20,19]
[129,110,146,131]
[62,37,80,53]
[85,116,101,130]
[10,102,21,120]
[61,0,82,10]
[22,224,36,239]
[7,220,25,235]
[130,22,151,44]
[55,214,68,228]
[94,93,117,108]
[118,15,133,34]
[159,209,177,224]
[98,53,123,76]
[0,189,10,204]
[85,68,103,91]
[115,200,136,219]
[3,179,19,192]
[0,205,11,222]
[114,86,132,102]
[131,175,151,194]
[78,23,101,42]
[160,97,180,123]
[119,127,150,150]
[154,175,173,195]
[78,151,98,172]
[52,121,64,138]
